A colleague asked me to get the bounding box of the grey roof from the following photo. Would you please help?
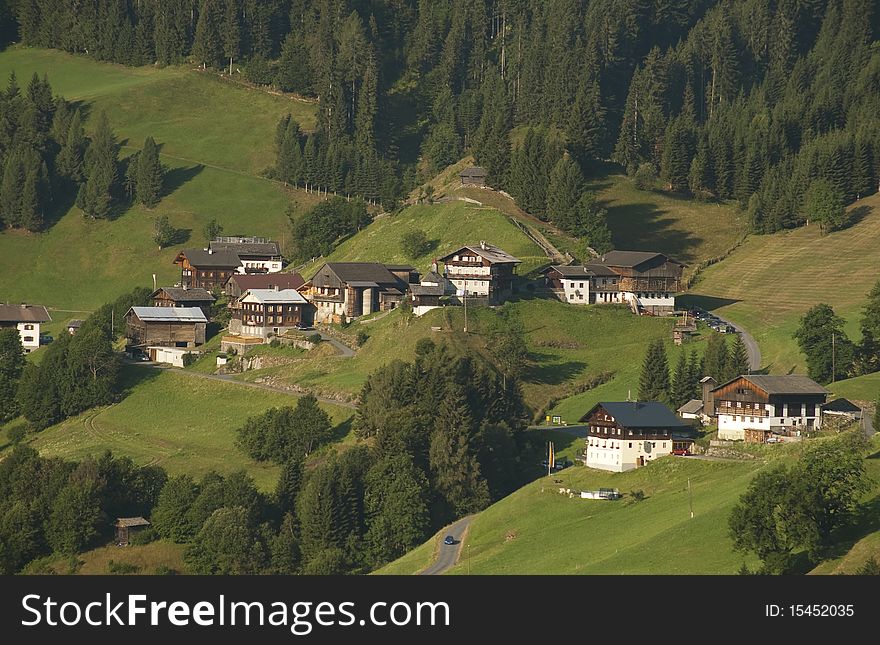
[439,243,522,265]
[714,374,828,395]
[421,271,446,284]
[0,304,51,323]
[312,262,402,287]
[580,401,688,428]
[460,166,487,178]
[411,284,447,296]
[700,376,716,383]
[175,248,241,268]
[128,307,207,323]
[596,250,678,268]
[227,273,305,291]
[152,287,215,303]
[384,264,417,272]
[551,263,619,278]
[678,399,704,415]
[67,319,83,328]
[209,240,281,256]
[240,289,308,304]
[347,280,381,288]
[823,398,861,413]
[116,517,151,528]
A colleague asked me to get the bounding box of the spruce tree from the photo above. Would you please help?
[804,179,846,234]
[77,111,118,219]
[858,279,880,374]
[18,149,47,232]
[728,334,751,379]
[687,349,703,400]
[546,154,585,232]
[56,109,86,181]
[135,136,163,207]
[703,332,729,383]
[0,327,25,422]
[192,0,222,69]
[221,0,240,75]
[0,149,23,227]
[638,339,671,404]
[670,350,691,409]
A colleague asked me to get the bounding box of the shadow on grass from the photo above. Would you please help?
[168,227,191,246]
[118,362,163,397]
[821,495,880,563]
[330,417,353,443]
[601,199,704,264]
[164,164,204,197]
[845,205,872,228]
[524,357,587,385]
[677,294,741,311]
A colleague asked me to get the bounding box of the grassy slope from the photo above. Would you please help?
[0,47,320,312]
[28,541,188,575]
[299,200,548,279]
[591,175,748,274]
[684,193,880,374]
[23,366,354,491]
[828,372,880,404]
[383,436,880,575]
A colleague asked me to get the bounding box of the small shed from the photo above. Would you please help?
[66,319,83,335]
[115,517,151,546]
[459,166,488,187]
[822,398,862,420]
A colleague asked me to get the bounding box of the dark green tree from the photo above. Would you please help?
[805,179,847,234]
[135,136,164,207]
[56,109,86,181]
[192,0,222,69]
[203,218,223,242]
[670,350,691,410]
[77,112,118,219]
[546,154,585,232]
[638,339,670,404]
[729,465,792,574]
[793,304,855,383]
[401,229,433,258]
[703,332,729,382]
[728,334,751,379]
[151,475,201,543]
[153,215,175,250]
[185,506,266,574]
[221,0,241,75]
[0,328,25,422]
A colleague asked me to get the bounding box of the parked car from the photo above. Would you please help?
[443,535,455,546]
[672,448,690,456]
[39,334,53,344]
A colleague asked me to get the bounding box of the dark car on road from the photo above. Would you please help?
[443,535,455,546]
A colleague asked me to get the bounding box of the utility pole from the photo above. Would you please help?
[688,478,694,519]
[463,279,468,333]
[467,544,471,575]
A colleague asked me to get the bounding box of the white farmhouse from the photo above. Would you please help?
[0,303,51,353]
[581,401,692,472]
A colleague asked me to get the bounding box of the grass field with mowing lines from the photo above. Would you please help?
[22,366,354,491]
[684,193,880,374]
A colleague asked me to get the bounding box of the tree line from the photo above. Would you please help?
[0,70,166,232]
[0,287,152,432]
[638,331,749,410]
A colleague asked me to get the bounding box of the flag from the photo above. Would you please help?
[548,441,555,469]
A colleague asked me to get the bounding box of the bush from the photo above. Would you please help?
[269,338,281,348]
[307,333,322,345]
[181,353,197,368]
[356,331,369,347]
[129,527,158,546]
[629,489,646,502]
[244,55,273,85]
[7,425,26,444]
[154,565,177,575]
[401,229,433,258]
[108,560,141,575]
[633,163,657,191]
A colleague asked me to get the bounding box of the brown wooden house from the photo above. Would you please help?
[124,306,207,348]
[151,286,215,317]
[439,242,521,305]
[173,248,241,291]
[229,288,311,339]
[225,273,305,302]
[459,166,488,186]
[300,263,412,324]
[115,517,150,546]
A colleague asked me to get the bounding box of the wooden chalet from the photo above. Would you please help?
[229,288,311,339]
[115,517,150,546]
[225,272,305,302]
[459,166,488,186]
[300,263,413,324]
[439,242,521,305]
[173,248,241,290]
[580,401,690,472]
[124,306,207,349]
[151,286,215,317]
[712,375,828,441]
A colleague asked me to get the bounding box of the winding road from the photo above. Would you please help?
[419,515,474,576]
[708,314,762,372]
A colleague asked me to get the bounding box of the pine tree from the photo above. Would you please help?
[77,112,118,219]
[703,332,729,382]
[275,458,303,519]
[858,279,880,374]
[221,0,241,75]
[0,327,25,422]
[0,149,23,227]
[728,334,750,379]
[18,149,48,232]
[56,109,86,181]
[135,136,163,207]
[566,77,606,168]
[660,116,695,193]
[638,339,670,404]
[670,350,691,409]
[192,0,222,69]
[546,154,585,232]
[687,349,703,400]
[804,179,846,234]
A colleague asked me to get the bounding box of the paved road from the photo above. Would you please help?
[709,314,762,372]
[420,515,474,576]
[128,361,357,409]
[319,334,356,357]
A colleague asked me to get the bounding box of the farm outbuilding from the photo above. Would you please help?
[459,166,488,187]
[115,517,151,546]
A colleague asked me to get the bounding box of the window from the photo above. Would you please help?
[652,442,656,448]
[569,294,574,299]
[628,443,632,448]
[23,336,34,342]
[579,283,584,288]
[805,403,815,417]
[779,418,784,424]
[24,324,34,330]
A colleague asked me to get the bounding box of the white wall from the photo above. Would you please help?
[149,346,195,368]
[236,260,283,274]
[560,278,589,304]
[446,265,490,276]
[632,292,676,309]
[448,278,490,296]
[17,322,40,353]
[413,304,440,317]
[586,436,672,472]
[717,402,822,440]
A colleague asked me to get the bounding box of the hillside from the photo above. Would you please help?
[14,366,354,492]
[299,200,548,277]
[225,299,705,423]
[380,435,880,575]
[684,193,880,373]
[0,47,320,312]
